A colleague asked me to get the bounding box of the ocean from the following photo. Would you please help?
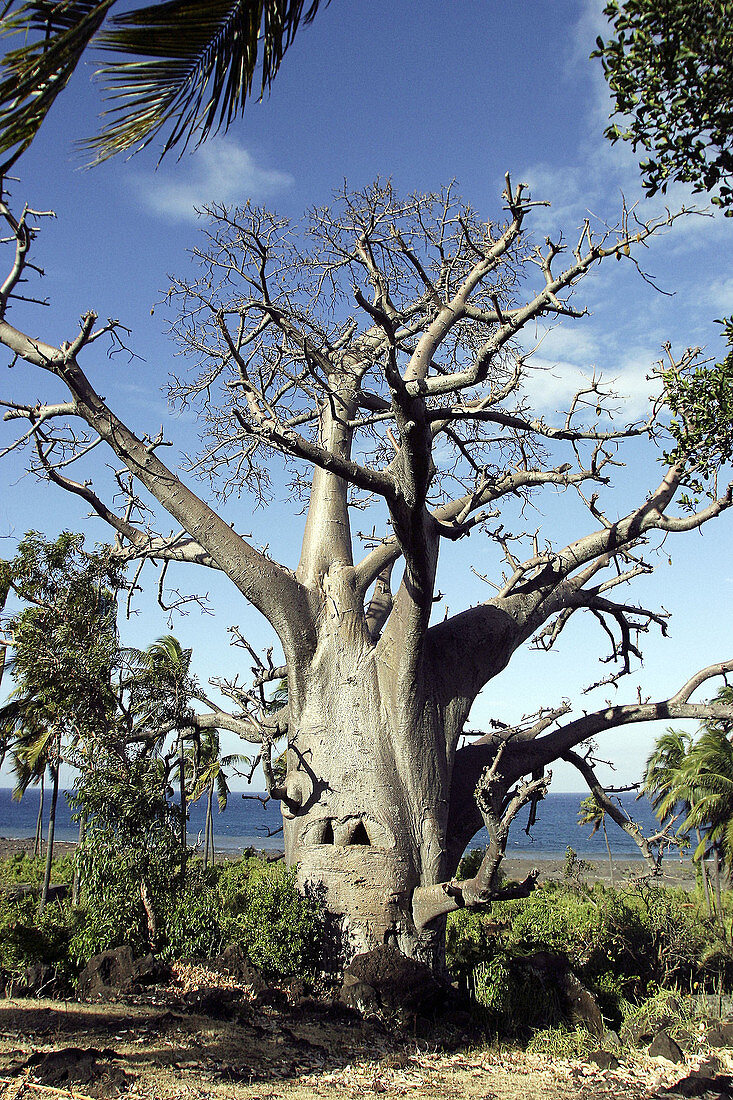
[0,787,671,861]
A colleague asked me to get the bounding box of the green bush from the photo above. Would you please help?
[472,952,562,1037]
[70,829,183,963]
[165,864,221,960]
[0,851,74,886]
[221,861,325,980]
[0,892,79,982]
[446,875,732,1042]
[446,905,500,978]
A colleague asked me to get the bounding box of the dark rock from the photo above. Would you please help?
[339,977,380,1017]
[708,1021,733,1047]
[253,987,288,1010]
[10,962,56,997]
[706,1027,730,1048]
[343,946,445,1019]
[182,986,240,1019]
[4,883,69,903]
[586,1050,620,1071]
[77,947,171,1000]
[77,946,136,1000]
[559,969,605,1038]
[670,1072,733,1097]
[129,953,172,987]
[697,1056,724,1078]
[213,944,265,991]
[648,1029,685,1063]
[24,1045,131,1095]
[523,952,604,1038]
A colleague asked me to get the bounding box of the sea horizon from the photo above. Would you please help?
[0,787,679,863]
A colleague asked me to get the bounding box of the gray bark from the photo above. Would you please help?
[38,749,59,917]
[34,774,44,859]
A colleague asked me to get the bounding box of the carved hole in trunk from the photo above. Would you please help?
[347,820,371,846]
[320,819,335,845]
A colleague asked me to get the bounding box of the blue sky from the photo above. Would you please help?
[1,0,731,792]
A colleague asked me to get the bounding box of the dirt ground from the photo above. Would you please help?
[0,965,728,1100]
[0,839,709,1099]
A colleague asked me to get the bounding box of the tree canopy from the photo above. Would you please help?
[594,0,733,211]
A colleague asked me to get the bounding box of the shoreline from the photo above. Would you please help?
[0,836,701,890]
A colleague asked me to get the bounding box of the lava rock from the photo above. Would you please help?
[648,1028,685,1063]
[77,947,136,1000]
[77,947,170,1000]
[523,951,604,1038]
[128,953,172,987]
[182,986,241,1019]
[586,1049,620,1071]
[342,946,445,1019]
[707,1021,733,1048]
[213,944,266,991]
[339,976,380,1016]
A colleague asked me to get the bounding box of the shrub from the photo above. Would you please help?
[221,861,325,980]
[471,952,562,1037]
[165,864,221,960]
[0,891,78,983]
[446,906,500,979]
[0,852,74,887]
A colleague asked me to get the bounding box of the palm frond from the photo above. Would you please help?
[0,0,116,168]
[85,0,328,161]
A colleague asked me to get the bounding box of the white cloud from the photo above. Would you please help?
[705,276,733,316]
[520,328,664,423]
[133,137,293,222]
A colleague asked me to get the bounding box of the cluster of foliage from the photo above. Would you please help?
[0,849,326,989]
[661,322,733,502]
[0,0,329,168]
[594,0,733,211]
[644,686,733,929]
[446,875,733,1041]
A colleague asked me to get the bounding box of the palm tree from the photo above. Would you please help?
[578,794,616,888]
[680,705,733,937]
[130,635,196,858]
[0,0,330,171]
[643,727,714,918]
[1,688,64,911]
[188,727,247,866]
[1,689,45,856]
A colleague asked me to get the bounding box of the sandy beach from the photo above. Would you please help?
[0,835,701,891]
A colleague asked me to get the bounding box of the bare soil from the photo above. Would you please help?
[0,838,708,1098]
[0,964,728,1100]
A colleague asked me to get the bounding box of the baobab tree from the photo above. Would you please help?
[1,177,732,967]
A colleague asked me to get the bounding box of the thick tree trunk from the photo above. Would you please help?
[38,754,59,917]
[282,628,457,970]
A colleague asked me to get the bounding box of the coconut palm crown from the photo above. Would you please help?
[0,0,329,170]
